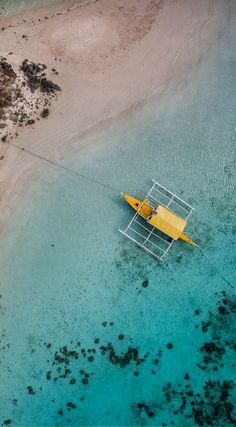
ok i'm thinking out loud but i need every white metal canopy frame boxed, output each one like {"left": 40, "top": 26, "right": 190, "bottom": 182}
{"left": 119, "top": 179, "right": 195, "bottom": 261}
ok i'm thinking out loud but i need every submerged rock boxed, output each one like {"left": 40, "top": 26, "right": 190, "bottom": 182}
{"left": 135, "top": 402, "right": 156, "bottom": 419}
{"left": 118, "top": 334, "right": 124, "bottom": 340}
{"left": 3, "top": 420, "right": 11, "bottom": 426}
{"left": 66, "top": 402, "right": 77, "bottom": 409}
{"left": 108, "top": 346, "right": 141, "bottom": 367}
{"left": 166, "top": 342, "right": 173, "bottom": 349}
{"left": 27, "top": 385, "right": 36, "bottom": 395}
{"left": 142, "top": 279, "right": 149, "bottom": 288}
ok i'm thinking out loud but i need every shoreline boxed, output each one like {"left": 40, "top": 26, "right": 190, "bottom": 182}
{"left": 0, "top": 0, "right": 229, "bottom": 234}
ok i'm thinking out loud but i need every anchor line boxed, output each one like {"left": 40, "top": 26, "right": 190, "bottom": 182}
{"left": 9, "top": 142, "right": 121, "bottom": 195}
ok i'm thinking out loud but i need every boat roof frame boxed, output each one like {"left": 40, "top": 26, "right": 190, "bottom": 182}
{"left": 119, "top": 179, "right": 195, "bottom": 261}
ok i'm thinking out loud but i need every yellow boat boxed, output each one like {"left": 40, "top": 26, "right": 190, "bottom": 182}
{"left": 119, "top": 180, "right": 197, "bottom": 261}
{"left": 121, "top": 193, "right": 196, "bottom": 246}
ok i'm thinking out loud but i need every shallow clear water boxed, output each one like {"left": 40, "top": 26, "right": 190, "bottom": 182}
{"left": 0, "top": 0, "right": 63, "bottom": 16}
{"left": 0, "top": 1, "right": 236, "bottom": 426}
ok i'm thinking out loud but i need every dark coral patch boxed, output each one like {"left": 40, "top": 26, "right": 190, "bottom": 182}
{"left": 166, "top": 342, "right": 173, "bottom": 349}
{"left": 142, "top": 279, "right": 149, "bottom": 288}
{"left": 66, "top": 402, "right": 77, "bottom": 410}
{"left": 135, "top": 402, "right": 157, "bottom": 419}
{"left": 27, "top": 386, "right": 36, "bottom": 395}
{"left": 108, "top": 346, "right": 142, "bottom": 368}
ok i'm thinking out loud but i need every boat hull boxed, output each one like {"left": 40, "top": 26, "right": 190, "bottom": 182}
{"left": 121, "top": 193, "right": 197, "bottom": 246}
{"left": 121, "top": 193, "right": 153, "bottom": 218}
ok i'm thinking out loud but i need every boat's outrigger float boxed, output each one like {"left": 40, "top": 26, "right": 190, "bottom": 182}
{"left": 119, "top": 179, "right": 197, "bottom": 261}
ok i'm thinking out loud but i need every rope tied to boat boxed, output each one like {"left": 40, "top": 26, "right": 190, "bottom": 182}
{"left": 10, "top": 142, "right": 121, "bottom": 194}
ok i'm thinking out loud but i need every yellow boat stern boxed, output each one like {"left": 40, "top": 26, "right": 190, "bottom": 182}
{"left": 179, "top": 233, "right": 198, "bottom": 247}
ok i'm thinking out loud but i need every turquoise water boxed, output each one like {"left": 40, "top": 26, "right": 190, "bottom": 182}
{"left": 0, "top": 0, "right": 64, "bottom": 16}
{"left": 0, "top": 2, "right": 236, "bottom": 426}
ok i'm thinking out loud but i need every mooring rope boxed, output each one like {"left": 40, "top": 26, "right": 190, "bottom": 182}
{"left": 10, "top": 142, "right": 121, "bottom": 194}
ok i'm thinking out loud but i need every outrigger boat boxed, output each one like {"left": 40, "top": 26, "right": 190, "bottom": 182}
{"left": 119, "top": 179, "right": 197, "bottom": 261}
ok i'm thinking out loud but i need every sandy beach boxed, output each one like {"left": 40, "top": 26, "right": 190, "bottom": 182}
{"left": 0, "top": 0, "right": 228, "bottom": 233}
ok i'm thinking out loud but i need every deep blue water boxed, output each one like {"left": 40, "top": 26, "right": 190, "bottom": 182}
{"left": 0, "top": 1, "right": 236, "bottom": 426}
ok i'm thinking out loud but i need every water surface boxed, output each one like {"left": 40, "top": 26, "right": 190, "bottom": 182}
{"left": 0, "top": 1, "right": 235, "bottom": 426}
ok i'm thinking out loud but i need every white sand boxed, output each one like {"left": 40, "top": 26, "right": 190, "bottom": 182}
{"left": 0, "top": 0, "right": 229, "bottom": 233}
